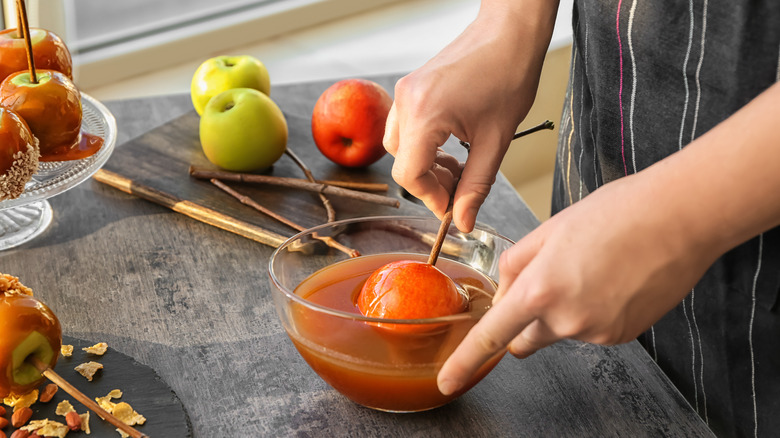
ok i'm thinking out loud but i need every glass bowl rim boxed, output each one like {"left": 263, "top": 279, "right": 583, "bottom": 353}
{"left": 268, "top": 214, "right": 514, "bottom": 326}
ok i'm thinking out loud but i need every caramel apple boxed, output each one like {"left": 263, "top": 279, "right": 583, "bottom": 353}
{"left": 0, "top": 273, "right": 61, "bottom": 399}
{"left": 0, "top": 69, "right": 83, "bottom": 161}
{"left": 357, "top": 260, "right": 468, "bottom": 332}
{"left": 0, "top": 107, "right": 38, "bottom": 200}
{"left": 0, "top": 27, "right": 72, "bottom": 84}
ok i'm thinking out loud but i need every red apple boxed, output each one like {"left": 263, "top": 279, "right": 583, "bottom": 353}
{"left": 0, "top": 27, "right": 72, "bottom": 84}
{"left": 0, "top": 69, "right": 82, "bottom": 162}
{"left": 357, "top": 260, "right": 467, "bottom": 333}
{"left": 311, "top": 78, "right": 392, "bottom": 168}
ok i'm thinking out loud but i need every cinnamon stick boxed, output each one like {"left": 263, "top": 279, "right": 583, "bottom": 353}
{"left": 210, "top": 179, "right": 359, "bottom": 257}
{"left": 189, "top": 166, "right": 399, "bottom": 208}
{"left": 94, "top": 169, "right": 288, "bottom": 248}
{"left": 30, "top": 358, "right": 148, "bottom": 438}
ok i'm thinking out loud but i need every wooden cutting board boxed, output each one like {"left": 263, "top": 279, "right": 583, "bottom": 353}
{"left": 94, "top": 109, "right": 428, "bottom": 247}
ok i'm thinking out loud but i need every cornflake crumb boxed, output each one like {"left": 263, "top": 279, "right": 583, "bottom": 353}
{"left": 61, "top": 345, "right": 74, "bottom": 357}
{"left": 4, "top": 389, "right": 38, "bottom": 411}
{"left": 113, "top": 402, "right": 146, "bottom": 426}
{"left": 55, "top": 400, "right": 75, "bottom": 416}
{"left": 74, "top": 361, "right": 103, "bottom": 381}
{"left": 95, "top": 389, "right": 145, "bottom": 436}
{"left": 0, "top": 273, "right": 33, "bottom": 296}
{"left": 80, "top": 411, "right": 91, "bottom": 434}
{"left": 82, "top": 342, "right": 108, "bottom": 356}
{"left": 96, "top": 389, "right": 122, "bottom": 412}
{"left": 21, "top": 419, "right": 69, "bottom": 438}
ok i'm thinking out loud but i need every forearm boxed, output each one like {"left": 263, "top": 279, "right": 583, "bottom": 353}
{"left": 470, "top": 0, "right": 561, "bottom": 89}
{"left": 385, "top": 0, "right": 561, "bottom": 229}
{"left": 636, "top": 82, "right": 780, "bottom": 256}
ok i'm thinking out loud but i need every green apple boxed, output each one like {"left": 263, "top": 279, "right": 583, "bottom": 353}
{"left": 12, "top": 331, "right": 55, "bottom": 386}
{"left": 191, "top": 55, "right": 271, "bottom": 116}
{"left": 200, "top": 88, "right": 288, "bottom": 172}
{"left": 0, "top": 290, "right": 61, "bottom": 398}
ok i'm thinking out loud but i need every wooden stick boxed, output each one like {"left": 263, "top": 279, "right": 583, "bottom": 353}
{"left": 189, "top": 167, "right": 399, "bottom": 208}
{"left": 210, "top": 179, "right": 359, "bottom": 257}
{"left": 427, "top": 209, "right": 452, "bottom": 266}
{"left": 93, "top": 169, "right": 288, "bottom": 248}
{"left": 30, "top": 358, "right": 148, "bottom": 438}
{"left": 16, "top": 0, "right": 37, "bottom": 84}
{"left": 316, "top": 180, "right": 388, "bottom": 192}
{"left": 284, "top": 148, "right": 336, "bottom": 222}
{"left": 459, "top": 119, "right": 554, "bottom": 151}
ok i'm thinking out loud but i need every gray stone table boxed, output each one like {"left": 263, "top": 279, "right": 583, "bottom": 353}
{"left": 0, "top": 75, "right": 713, "bottom": 437}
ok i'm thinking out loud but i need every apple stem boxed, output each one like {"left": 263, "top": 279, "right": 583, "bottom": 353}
{"left": 16, "top": 0, "right": 37, "bottom": 84}
{"left": 29, "top": 357, "right": 149, "bottom": 438}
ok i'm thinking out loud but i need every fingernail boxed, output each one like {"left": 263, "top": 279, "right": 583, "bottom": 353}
{"left": 438, "top": 379, "right": 462, "bottom": 396}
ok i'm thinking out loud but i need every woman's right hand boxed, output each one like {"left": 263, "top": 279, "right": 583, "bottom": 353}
{"left": 383, "top": 0, "right": 560, "bottom": 232}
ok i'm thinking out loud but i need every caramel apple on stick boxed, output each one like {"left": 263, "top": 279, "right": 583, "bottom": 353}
{"left": 0, "top": 26, "right": 72, "bottom": 84}
{"left": 0, "top": 273, "right": 149, "bottom": 438}
{"left": 357, "top": 210, "right": 467, "bottom": 333}
{"left": 0, "top": 274, "right": 61, "bottom": 399}
{"left": 0, "top": 0, "right": 100, "bottom": 163}
{"left": 0, "top": 69, "right": 83, "bottom": 161}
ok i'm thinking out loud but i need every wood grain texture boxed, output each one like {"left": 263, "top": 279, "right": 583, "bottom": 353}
{"left": 0, "top": 76, "right": 714, "bottom": 437}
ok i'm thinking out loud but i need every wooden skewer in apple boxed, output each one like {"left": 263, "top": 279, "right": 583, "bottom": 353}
{"left": 356, "top": 121, "right": 555, "bottom": 328}
{"left": 356, "top": 200, "right": 467, "bottom": 332}
{"left": 0, "top": 0, "right": 71, "bottom": 84}
{"left": 0, "top": 0, "right": 90, "bottom": 162}
{"left": 0, "top": 273, "right": 149, "bottom": 438}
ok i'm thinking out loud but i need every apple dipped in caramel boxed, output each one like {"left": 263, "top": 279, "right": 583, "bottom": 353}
{"left": 0, "top": 273, "right": 61, "bottom": 399}
{"left": 0, "top": 107, "right": 38, "bottom": 200}
{"left": 0, "top": 69, "right": 88, "bottom": 162}
{"left": 0, "top": 27, "right": 72, "bottom": 84}
{"left": 357, "top": 260, "right": 468, "bottom": 332}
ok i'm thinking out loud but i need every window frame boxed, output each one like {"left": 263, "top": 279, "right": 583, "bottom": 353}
{"left": 3, "top": 0, "right": 404, "bottom": 90}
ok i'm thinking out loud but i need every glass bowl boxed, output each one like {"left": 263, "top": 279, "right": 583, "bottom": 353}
{"left": 268, "top": 215, "right": 514, "bottom": 412}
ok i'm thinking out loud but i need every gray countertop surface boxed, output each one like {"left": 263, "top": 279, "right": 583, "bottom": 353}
{"left": 0, "top": 75, "right": 713, "bottom": 437}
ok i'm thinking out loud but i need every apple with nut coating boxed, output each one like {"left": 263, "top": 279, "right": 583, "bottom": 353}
{"left": 0, "top": 273, "right": 61, "bottom": 399}
{"left": 191, "top": 55, "right": 271, "bottom": 116}
{"left": 0, "top": 27, "right": 72, "bottom": 84}
{"left": 200, "top": 87, "right": 288, "bottom": 172}
{"left": 311, "top": 78, "right": 392, "bottom": 168}
{"left": 0, "top": 107, "right": 39, "bottom": 200}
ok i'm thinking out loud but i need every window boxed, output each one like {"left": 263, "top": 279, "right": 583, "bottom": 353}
{"left": 3, "top": 0, "right": 402, "bottom": 89}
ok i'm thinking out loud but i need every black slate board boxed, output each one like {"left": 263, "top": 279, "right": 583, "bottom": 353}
{"left": 0, "top": 336, "right": 191, "bottom": 437}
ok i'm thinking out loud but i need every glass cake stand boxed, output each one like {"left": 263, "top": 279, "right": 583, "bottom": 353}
{"left": 0, "top": 93, "right": 117, "bottom": 250}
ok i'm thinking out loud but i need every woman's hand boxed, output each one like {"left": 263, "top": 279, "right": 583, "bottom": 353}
{"left": 384, "top": 0, "right": 559, "bottom": 232}
{"left": 436, "top": 81, "right": 780, "bottom": 395}
{"left": 437, "top": 173, "right": 721, "bottom": 395}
